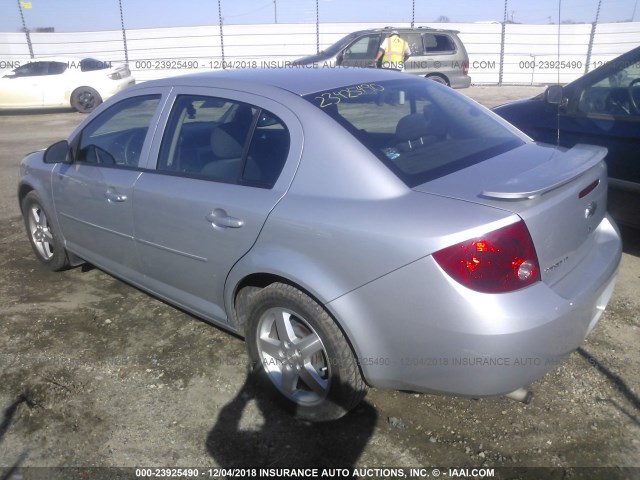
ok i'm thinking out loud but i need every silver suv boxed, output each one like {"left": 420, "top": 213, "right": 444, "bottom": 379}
{"left": 294, "top": 26, "right": 471, "bottom": 88}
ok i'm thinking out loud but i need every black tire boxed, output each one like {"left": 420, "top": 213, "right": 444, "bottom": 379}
{"left": 70, "top": 86, "right": 102, "bottom": 113}
{"left": 426, "top": 74, "right": 450, "bottom": 86}
{"left": 21, "top": 191, "right": 70, "bottom": 271}
{"left": 245, "top": 283, "right": 367, "bottom": 422}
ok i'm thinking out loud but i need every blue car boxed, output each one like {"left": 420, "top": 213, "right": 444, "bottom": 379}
{"left": 493, "top": 47, "right": 640, "bottom": 228}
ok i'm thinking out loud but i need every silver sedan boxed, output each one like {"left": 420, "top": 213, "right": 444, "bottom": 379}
{"left": 18, "top": 68, "right": 622, "bottom": 421}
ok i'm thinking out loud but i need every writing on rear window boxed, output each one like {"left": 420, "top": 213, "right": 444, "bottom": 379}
{"left": 313, "top": 83, "right": 385, "bottom": 108}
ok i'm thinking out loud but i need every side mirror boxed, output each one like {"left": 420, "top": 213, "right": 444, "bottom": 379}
{"left": 545, "top": 85, "right": 563, "bottom": 105}
{"left": 43, "top": 140, "right": 72, "bottom": 164}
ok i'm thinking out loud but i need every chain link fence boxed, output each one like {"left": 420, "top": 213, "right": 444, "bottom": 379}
{"left": 1, "top": 0, "right": 639, "bottom": 85}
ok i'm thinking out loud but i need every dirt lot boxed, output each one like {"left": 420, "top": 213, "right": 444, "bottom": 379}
{"left": 0, "top": 86, "right": 638, "bottom": 479}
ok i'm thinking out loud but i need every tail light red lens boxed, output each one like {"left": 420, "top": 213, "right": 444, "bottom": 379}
{"left": 108, "top": 66, "right": 131, "bottom": 80}
{"left": 433, "top": 220, "right": 540, "bottom": 293}
{"left": 463, "top": 61, "right": 469, "bottom": 76}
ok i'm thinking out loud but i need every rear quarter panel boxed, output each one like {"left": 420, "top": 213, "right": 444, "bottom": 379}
{"left": 226, "top": 97, "right": 513, "bottom": 325}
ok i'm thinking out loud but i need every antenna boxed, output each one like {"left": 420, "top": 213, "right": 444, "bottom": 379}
{"left": 556, "top": 0, "right": 562, "bottom": 146}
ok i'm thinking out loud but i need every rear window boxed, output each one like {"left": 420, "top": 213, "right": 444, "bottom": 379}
{"left": 303, "top": 79, "right": 523, "bottom": 187}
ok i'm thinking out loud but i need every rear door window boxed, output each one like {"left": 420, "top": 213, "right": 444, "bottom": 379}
{"left": 47, "top": 62, "right": 68, "bottom": 75}
{"left": 405, "top": 33, "right": 425, "bottom": 55}
{"left": 158, "top": 94, "right": 290, "bottom": 188}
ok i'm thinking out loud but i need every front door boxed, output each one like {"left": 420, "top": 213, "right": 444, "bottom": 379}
{"left": 341, "top": 34, "right": 382, "bottom": 68}
{"left": 52, "top": 93, "right": 163, "bottom": 275}
{"left": 0, "top": 61, "right": 48, "bottom": 107}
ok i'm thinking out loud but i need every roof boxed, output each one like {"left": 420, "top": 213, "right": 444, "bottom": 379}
{"left": 135, "top": 67, "right": 412, "bottom": 97}
{"left": 352, "top": 26, "right": 461, "bottom": 35}
{"left": 26, "top": 56, "right": 113, "bottom": 63}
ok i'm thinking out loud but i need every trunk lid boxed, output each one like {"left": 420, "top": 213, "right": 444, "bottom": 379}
{"left": 413, "top": 142, "right": 609, "bottom": 286}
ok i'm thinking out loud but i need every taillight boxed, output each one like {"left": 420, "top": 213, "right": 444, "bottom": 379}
{"left": 433, "top": 220, "right": 540, "bottom": 293}
{"left": 579, "top": 178, "right": 599, "bottom": 198}
{"left": 108, "top": 66, "right": 130, "bottom": 80}
{"left": 463, "top": 61, "right": 469, "bottom": 76}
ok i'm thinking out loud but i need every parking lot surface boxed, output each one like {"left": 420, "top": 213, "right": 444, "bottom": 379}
{"left": 0, "top": 85, "right": 638, "bottom": 476}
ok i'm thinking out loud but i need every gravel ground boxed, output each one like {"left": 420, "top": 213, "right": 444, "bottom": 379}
{"left": 0, "top": 85, "right": 638, "bottom": 479}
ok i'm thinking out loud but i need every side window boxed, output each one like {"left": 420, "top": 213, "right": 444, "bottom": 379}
{"left": 47, "top": 61, "right": 68, "bottom": 75}
{"left": 158, "top": 95, "right": 255, "bottom": 182}
{"left": 244, "top": 111, "right": 290, "bottom": 187}
{"left": 158, "top": 94, "right": 289, "bottom": 188}
{"left": 577, "top": 61, "right": 640, "bottom": 117}
{"left": 423, "top": 34, "right": 456, "bottom": 53}
{"left": 405, "top": 33, "right": 424, "bottom": 55}
{"left": 345, "top": 34, "right": 381, "bottom": 60}
{"left": 80, "top": 58, "right": 110, "bottom": 72}
{"left": 12, "top": 61, "right": 49, "bottom": 77}
{"left": 75, "top": 94, "right": 161, "bottom": 167}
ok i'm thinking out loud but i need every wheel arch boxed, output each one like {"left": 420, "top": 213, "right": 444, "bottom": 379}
{"left": 17, "top": 182, "right": 35, "bottom": 212}
{"left": 230, "top": 271, "right": 372, "bottom": 390}
{"left": 425, "top": 72, "right": 451, "bottom": 86}
{"left": 18, "top": 179, "right": 84, "bottom": 267}
{"left": 231, "top": 272, "right": 328, "bottom": 337}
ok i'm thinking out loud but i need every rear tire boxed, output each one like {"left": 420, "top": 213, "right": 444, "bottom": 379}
{"left": 245, "top": 283, "right": 367, "bottom": 422}
{"left": 21, "top": 191, "right": 69, "bottom": 271}
{"left": 70, "top": 86, "right": 102, "bottom": 113}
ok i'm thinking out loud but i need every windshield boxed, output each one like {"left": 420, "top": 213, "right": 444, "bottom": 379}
{"left": 303, "top": 79, "right": 523, "bottom": 187}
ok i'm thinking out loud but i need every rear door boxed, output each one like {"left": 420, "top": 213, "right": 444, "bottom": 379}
{"left": 132, "top": 88, "right": 302, "bottom": 323}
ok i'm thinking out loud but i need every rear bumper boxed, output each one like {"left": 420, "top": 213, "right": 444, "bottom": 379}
{"left": 98, "top": 77, "right": 136, "bottom": 101}
{"left": 327, "top": 215, "right": 621, "bottom": 396}
{"left": 449, "top": 73, "right": 472, "bottom": 89}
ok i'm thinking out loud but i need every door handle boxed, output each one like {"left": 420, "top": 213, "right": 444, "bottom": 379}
{"left": 206, "top": 208, "right": 244, "bottom": 229}
{"left": 104, "top": 189, "right": 127, "bottom": 202}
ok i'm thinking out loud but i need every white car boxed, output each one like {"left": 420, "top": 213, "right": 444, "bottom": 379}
{"left": 0, "top": 57, "right": 135, "bottom": 113}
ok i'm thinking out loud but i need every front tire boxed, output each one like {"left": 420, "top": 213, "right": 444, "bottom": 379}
{"left": 245, "top": 283, "right": 367, "bottom": 422}
{"left": 70, "top": 86, "right": 102, "bottom": 113}
{"left": 21, "top": 191, "right": 69, "bottom": 271}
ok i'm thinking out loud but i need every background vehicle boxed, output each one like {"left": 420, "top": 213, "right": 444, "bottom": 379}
{"left": 0, "top": 56, "right": 135, "bottom": 113}
{"left": 18, "top": 69, "right": 620, "bottom": 421}
{"left": 294, "top": 26, "right": 471, "bottom": 88}
{"left": 493, "top": 46, "right": 640, "bottom": 228}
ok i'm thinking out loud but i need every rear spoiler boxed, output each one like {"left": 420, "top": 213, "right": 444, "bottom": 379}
{"left": 481, "top": 144, "right": 607, "bottom": 200}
